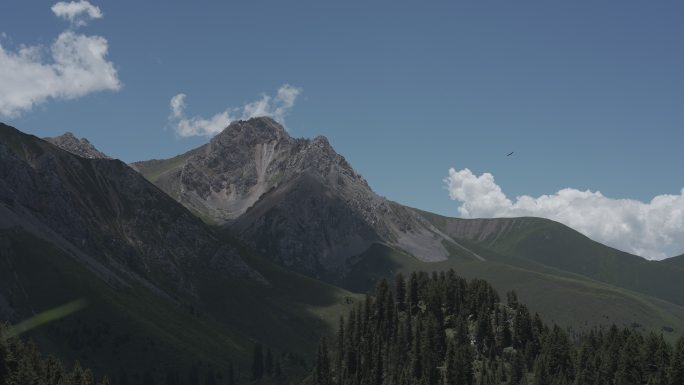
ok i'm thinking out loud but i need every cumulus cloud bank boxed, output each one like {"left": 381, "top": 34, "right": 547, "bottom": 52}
{"left": 169, "top": 84, "right": 302, "bottom": 137}
{"left": 0, "top": 1, "right": 120, "bottom": 117}
{"left": 444, "top": 168, "right": 684, "bottom": 260}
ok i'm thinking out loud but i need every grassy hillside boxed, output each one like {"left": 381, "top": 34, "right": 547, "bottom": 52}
{"left": 0, "top": 227, "right": 360, "bottom": 384}
{"left": 130, "top": 148, "right": 200, "bottom": 184}
{"left": 416, "top": 211, "right": 684, "bottom": 308}
{"left": 338, "top": 242, "right": 684, "bottom": 341}
{"left": 662, "top": 254, "right": 684, "bottom": 269}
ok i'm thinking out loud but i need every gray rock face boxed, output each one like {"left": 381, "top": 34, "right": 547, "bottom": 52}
{"left": 0, "top": 124, "right": 264, "bottom": 296}
{"left": 45, "top": 132, "right": 111, "bottom": 159}
{"left": 134, "top": 117, "right": 462, "bottom": 277}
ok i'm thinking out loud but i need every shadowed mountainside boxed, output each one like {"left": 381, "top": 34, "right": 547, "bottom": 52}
{"left": 0, "top": 122, "right": 360, "bottom": 383}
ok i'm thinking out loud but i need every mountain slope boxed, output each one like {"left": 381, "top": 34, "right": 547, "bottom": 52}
{"left": 418, "top": 212, "right": 684, "bottom": 308}
{"left": 1, "top": 225, "right": 359, "bottom": 383}
{"left": 662, "top": 253, "right": 684, "bottom": 269}
{"left": 0, "top": 122, "right": 360, "bottom": 382}
{"left": 0, "top": 122, "right": 261, "bottom": 295}
{"left": 340, "top": 241, "right": 684, "bottom": 341}
{"left": 133, "top": 117, "right": 470, "bottom": 277}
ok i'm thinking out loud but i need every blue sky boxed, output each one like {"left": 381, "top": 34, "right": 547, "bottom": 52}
{"left": 1, "top": 1, "right": 683, "bottom": 258}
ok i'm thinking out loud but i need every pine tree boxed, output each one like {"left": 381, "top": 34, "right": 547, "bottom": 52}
{"left": 188, "top": 364, "right": 199, "bottom": 385}
{"left": 671, "top": 336, "right": 684, "bottom": 385}
{"left": 204, "top": 369, "right": 217, "bottom": 385}
{"left": 615, "top": 334, "right": 643, "bottom": 385}
{"left": 71, "top": 361, "right": 86, "bottom": 385}
{"left": 336, "top": 315, "right": 345, "bottom": 380}
{"left": 165, "top": 371, "right": 181, "bottom": 385}
{"left": 143, "top": 371, "right": 155, "bottom": 385}
{"left": 643, "top": 333, "right": 671, "bottom": 384}
{"left": 83, "top": 368, "right": 96, "bottom": 385}
{"left": 265, "top": 348, "right": 274, "bottom": 377}
{"left": 227, "top": 361, "right": 235, "bottom": 385}
{"left": 412, "top": 316, "right": 423, "bottom": 380}
{"left": 574, "top": 335, "right": 597, "bottom": 385}
{"left": 408, "top": 272, "right": 419, "bottom": 315}
{"left": 251, "top": 343, "right": 264, "bottom": 381}
{"left": 396, "top": 273, "right": 407, "bottom": 312}
{"left": 507, "top": 291, "right": 519, "bottom": 309}
{"left": 274, "top": 361, "right": 283, "bottom": 383}
{"left": 509, "top": 350, "right": 525, "bottom": 385}
{"left": 532, "top": 356, "right": 550, "bottom": 385}
{"left": 0, "top": 342, "right": 7, "bottom": 385}
{"left": 314, "top": 337, "right": 331, "bottom": 385}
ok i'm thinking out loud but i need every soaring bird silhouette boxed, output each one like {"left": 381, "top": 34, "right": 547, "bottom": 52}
{"left": 507, "top": 151, "right": 514, "bottom": 157}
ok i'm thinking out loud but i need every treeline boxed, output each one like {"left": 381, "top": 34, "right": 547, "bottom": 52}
{"left": 0, "top": 323, "right": 110, "bottom": 385}
{"left": 312, "top": 270, "right": 684, "bottom": 385}
{"left": 249, "top": 343, "right": 287, "bottom": 383}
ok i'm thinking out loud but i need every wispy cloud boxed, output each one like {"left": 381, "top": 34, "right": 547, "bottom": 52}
{"left": 444, "top": 167, "right": 684, "bottom": 260}
{"left": 51, "top": 1, "right": 103, "bottom": 28}
{"left": 169, "top": 93, "right": 186, "bottom": 119}
{"left": 169, "top": 84, "right": 302, "bottom": 137}
{"left": 0, "top": 1, "right": 120, "bottom": 117}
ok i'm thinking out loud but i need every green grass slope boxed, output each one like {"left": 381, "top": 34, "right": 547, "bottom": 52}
{"left": 130, "top": 148, "right": 200, "bottom": 184}
{"left": 416, "top": 211, "right": 684, "bottom": 308}
{"left": 0, "top": 227, "right": 360, "bottom": 384}
{"left": 662, "top": 253, "right": 684, "bottom": 269}
{"left": 338, "top": 242, "right": 684, "bottom": 341}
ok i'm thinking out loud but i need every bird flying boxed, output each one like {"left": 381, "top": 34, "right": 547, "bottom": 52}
{"left": 507, "top": 151, "right": 514, "bottom": 157}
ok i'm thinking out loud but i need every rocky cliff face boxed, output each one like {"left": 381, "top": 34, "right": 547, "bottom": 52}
{"left": 134, "top": 117, "right": 468, "bottom": 277}
{"left": 45, "top": 132, "right": 111, "bottom": 159}
{"left": 0, "top": 123, "right": 263, "bottom": 296}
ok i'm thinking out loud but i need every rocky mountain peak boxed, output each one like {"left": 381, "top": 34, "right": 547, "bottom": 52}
{"left": 211, "top": 117, "right": 290, "bottom": 149}
{"left": 132, "top": 117, "right": 457, "bottom": 274}
{"left": 305, "top": 135, "right": 338, "bottom": 159}
{"left": 45, "top": 132, "right": 111, "bottom": 159}
{"left": 311, "top": 135, "right": 331, "bottom": 147}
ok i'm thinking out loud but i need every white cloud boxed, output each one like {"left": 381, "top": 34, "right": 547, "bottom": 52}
{"left": 444, "top": 167, "right": 684, "bottom": 260}
{"left": 51, "top": 1, "right": 102, "bottom": 27}
{"left": 169, "top": 93, "right": 186, "bottom": 119}
{"left": 176, "top": 110, "right": 233, "bottom": 138}
{"left": 169, "top": 84, "right": 302, "bottom": 137}
{"left": 0, "top": 3, "right": 119, "bottom": 117}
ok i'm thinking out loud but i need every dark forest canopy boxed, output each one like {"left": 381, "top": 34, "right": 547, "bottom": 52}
{"left": 3, "top": 270, "right": 684, "bottom": 385}
{"left": 0, "top": 323, "right": 110, "bottom": 385}
{"left": 310, "top": 270, "right": 684, "bottom": 385}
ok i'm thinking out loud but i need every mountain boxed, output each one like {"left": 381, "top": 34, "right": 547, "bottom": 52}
{"left": 132, "top": 117, "right": 477, "bottom": 277}
{"left": 0, "top": 122, "right": 359, "bottom": 383}
{"left": 1, "top": 123, "right": 261, "bottom": 295}
{"left": 2, "top": 117, "right": 683, "bottom": 384}
{"left": 417, "top": 213, "right": 684, "bottom": 308}
{"left": 133, "top": 118, "right": 684, "bottom": 339}
{"left": 662, "top": 253, "right": 684, "bottom": 269}
{"left": 45, "top": 132, "right": 111, "bottom": 159}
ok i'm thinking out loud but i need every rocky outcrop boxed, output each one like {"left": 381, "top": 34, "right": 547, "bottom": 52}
{"left": 45, "top": 132, "right": 111, "bottom": 159}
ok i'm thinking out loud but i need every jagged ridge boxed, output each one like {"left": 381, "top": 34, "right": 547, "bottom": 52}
{"left": 45, "top": 132, "right": 111, "bottom": 159}
{"left": 133, "top": 117, "right": 479, "bottom": 277}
